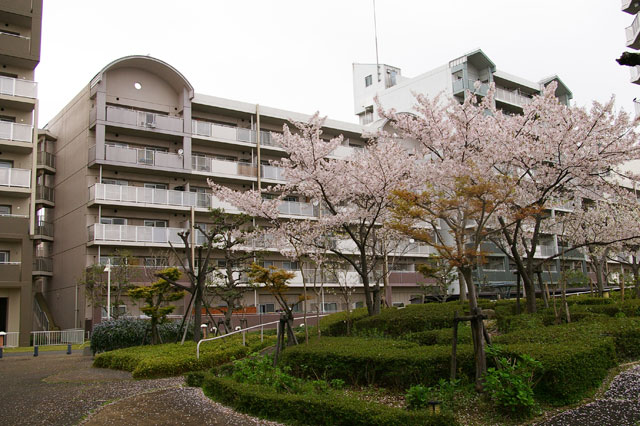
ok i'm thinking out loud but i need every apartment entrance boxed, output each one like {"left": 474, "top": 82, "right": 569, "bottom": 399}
{"left": 0, "top": 297, "right": 7, "bottom": 331}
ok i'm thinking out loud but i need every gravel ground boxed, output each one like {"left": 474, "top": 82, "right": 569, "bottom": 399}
{"left": 0, "top": 352, "right": 281, "bottom": 426}
{"left": 536, "top": 365, "right": 640, "bottom": 426}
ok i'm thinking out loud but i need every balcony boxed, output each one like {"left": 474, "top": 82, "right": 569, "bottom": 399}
{"left": 495, "top": 87, "right": 533, "bottom": 108}
{"left": 32, "top": 257, "right": 53, "bottom": 276}
{"left": 0, "top": 31, "right": 30, "bottom": 57}
{"left": 0, "top": 167, "right": 30, "bottom": 191}
{"left": 0, "top": 121, "right": 33, "bottom": 144}
{"left": 90, "top": 145, "right": 184, "bottom": 171}
{"left": 36, "top": 185, "right": 54, "bottom": 206}
{"left": 388, "top": 271, "right": 432, "bottom": 286}
{"left": 534, "top": 244, "right": 557, "bottom": 258}
{"left": 104, "top": 106, "right": 184, "bottom": 134}
{"left": 452, "top": 78, "right": 489, "bottom": 96}
{"left": 0, "top": 214, "right": 28, "bottom": 237}
{"left": 0, "top": 76, "right": 37, "bottom": 100}
{"left": 36, "top": 151, "right": 56, "bottom": 173}
{"left": 626, "top": 13, "right": 640, "bottom": 49}
{"left": 88, "top": 183, "right": 240, "bottom": 213}
{"left": 88, "top": 224, "right": 186, "bottom": 246}
{"left": 631, "top": 66, "right": 640, "bottom": 85}
{"left": 192, "top": 156, "right": 257, "bottom": 179}
{"left": 0, "top": 262, "right": 21, "bottom": 282}
{"left": 277, "top": 200, "right": 318, "bottom": 217}
{"left": 34, "top": 221, "right": 53, "bottom": 239}
{"left": 623, "top": 0, "right": 640, "bottom": 15}
{"left": 192, "top": 120, "right": 280, "bottom": 148}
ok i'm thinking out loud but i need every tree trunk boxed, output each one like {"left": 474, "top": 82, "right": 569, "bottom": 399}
{"left": 224, "top": 305, "right": 233, "bottom": 333}
{"left": 193, "top": 286, "right": 203, "bottom": 341}
{"left": 521, "top": 268, "right": 538, "bottom": 314}
{"left": 594, "top": 258, "right": 605, "bottom": 297}
{"left": 151, "top": 317, "right": 159, "bottom": 345}
{"left": 372, "top": 283, "right": 381, "bottom": 315}
{"left": 458, "top": 273, "right": 467, "bottom": 302}
{"left": 536, "top": 270, "right": 549, "bottom": 309}
{"left": 460, "top": 267, "right": 486, "bottom": 391}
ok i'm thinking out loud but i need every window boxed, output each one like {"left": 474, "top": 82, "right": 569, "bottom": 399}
{"left": 0, "top": 160, "right": 13, "bottom": 168}
{"left": 144, "top": 219, "right": 167, "bottom": 227}
{"left": 101, "top": 305, "right": 127, "bottom": 319}
{"left": 484, "top": 257, "right": 505, "bottom": 271}
{"left": 364, "top": 74, "right": 373, "bottom": 87}
{"left": 283, "top": 196, "right": 298, "bottom": 202}
{"left": 260, "top": 303, "right": 275, "bottom": 313}
{"left": 144, "top": 257, "right": 168, "bottom": 267}
{"left": 0, "top": 205, "right": 10, "bottom": 216}
{"left": 323, "top": 302, "right": 338, "bottom": 312}
{"left": 282, "top": 261, "right": 299, "bottom": 271}
{"left": 100, "top": 217, "right": 127, "bottom": 225}
{"left": 144, "top": 183, "right": 167, "bottom": 190}
{"left": 387, "top": 69, "right": 397, "bottom": 87}
{"left": 0, "top": 251, "right": 9, "bottom": 263}
{"left": 105, "top": 141, "right": 129, "bottom": 149}
{"left": 102, "top": 178, "right": 128, "bottom": 186}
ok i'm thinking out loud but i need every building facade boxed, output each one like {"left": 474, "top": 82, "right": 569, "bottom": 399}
{"left": 0, "top": 0, "right": 43, "bottom": 346}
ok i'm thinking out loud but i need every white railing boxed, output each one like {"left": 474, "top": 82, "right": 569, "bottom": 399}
{"left": 0, "top": 76, "right": 37, "bottom": 98}
{"left": 277, "top": 200, "right": 317, "bottom": 217}
{"left": 1, "top": 332, "right": 19, "bottom": 347}
{"left": 33, "top": 299, "right": 50, "bottom": 331}
{"left": 495, "top": 87, "right": 533, "bottom": 107}
{"left": 90, "top": 183, "right": 240, "bottom": 212}
{"left": 627, "top": 13, "right": 640, "bottom": 45}
{"left": 261, "top": 164, "right": 286, "bottom": 181}
{"left": 631, "top": 66, "right": 640, "bottom": 83}
{"left": 0, "top": 121, "right": 33, "bottom": 143}
{"left": 31, "top": 329, "right": 84, "bottom": 346}
{"left": 192, "top": 156, "right": 257, "bottom": 178}
{"left": 192, "top": 120, "right": 280, "bottom": 147}
{"left": 0, "top": 168, "right": 30, "bottom": 187}
{"left": 102, "top": 144, "right": 184, "bottom": 169}
{"left": 89, "top": 224, "right": 186, "bottom": 245}
{"left": 106, "top": 106, "right": 184, "bottom": 133}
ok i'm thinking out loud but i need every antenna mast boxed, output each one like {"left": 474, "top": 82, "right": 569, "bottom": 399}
{"left": 373, "top": 0, "right": 380, "bottom": 82}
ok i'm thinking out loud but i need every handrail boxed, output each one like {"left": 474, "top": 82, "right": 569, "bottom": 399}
{"left": 196, "top": 314, "right": 328, "bottom": 359}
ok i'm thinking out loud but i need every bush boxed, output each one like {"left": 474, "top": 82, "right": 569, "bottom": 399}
{"left": 319, "top": 308, "right": 369, "bottom": 336}
{"left": 496, "top": 313, "right": 545, "bottom": 334}
{"left": 93, "top": 334, "right": 275, "bottom": 378}
{"left": 405, "top": 385, "right": 430, "bottom": 410}
{"left": 353, "top": 303, "right": 466, "bottom": 336}
{"left": 185, "top": 371, "right": 205, "bottom": 387}
{"left": 90, "top": 317, "right": 193, "bottom": 354}
{"left": 279, "top": 337, "right": 475, "bottom": 389}
{"left": 202, "top": 374, "right": 457, "bottom": 426}
{"left": 401, "top": 325, "right": 471, "bottom": 346}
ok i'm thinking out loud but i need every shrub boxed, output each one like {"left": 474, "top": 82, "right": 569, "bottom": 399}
{"left": 93, "top": 334, "right": 275, "bottom": 378}
{"left": 319, "top": 308, "right": 369, "bottom": 336}
{"left": 279, "top": 337, "right": 475, "bottom": 389}
{"left": 90, "top": 317, "right": 193, "bottom": 354}
{"left": 405, "top": 385, "right": 430, "bottom": 410}
{"left": 496, "top": 313, "right": 545, "bottom": 334}
{"left": 202, "top": 374, "right": 457, "bottom": 426}
{"left": 483, "top": 346, "right": 541, "bottom": 417}
{"left": 401, "top": 325, "right": 471, "bottom": 346}
{"left": 185, "top": 371, "right": 205, "bottom": 387}
{"left": 353, "top": 303, "right": 466, "bottom": 336}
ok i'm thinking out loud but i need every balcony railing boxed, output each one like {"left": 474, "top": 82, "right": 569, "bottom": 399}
{"left": 452, "top": 78, "right": 489, "bottom": 96}
{"left": 89, "top": 183, "right": 239, "bottom": 212}
{"left": 36, "top": 185, "right": 54, "bottom": 202}
{"left": 88, "top": 224, "right": 186, "bottom": 245}
{"left": 34, "top": 221, "right": 53, "bottom": 237}
{"left": 277, "top": 200, "right": 317, "bottom": 217}
{"left": 0, "top": 121, "right": 32, "bottom": 143}
{"left": 37, "top": 151, "right": 55, "bottom": 169}
{"left": 92, "top": 144, "right": 184, "bottom": 169}
{"left": 0, "top": 31, "right": 30, "bottom": 55}
{"left": 33, "top": 257, "right": 53, "bottom": 272}
{"left": 627, "top": 13, "right": 640, "bottom": 47}
{"left": 0, "top": 76, "right": 37, "bottom": 98}
{"left": 0, "top": 168, "right": 30, "bottom": 188}
{"left": 495, "top": 87, "right": 533, "bottom": 107}
{"left": 105, "top": 106, "right": 184, "bottom": 133}
{"left": 192, "top": 156, "right": 258, "bottom": 178}
{"left": 192, "top": 120, "right": 280, "bottom": 147}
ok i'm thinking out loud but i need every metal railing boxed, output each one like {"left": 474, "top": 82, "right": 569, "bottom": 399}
{"left": 627, "top": 13, "right": 640, "bottom": 45}
{"left": 495, "top": 87, "right": 533, "bottom": 107}
{"left": 33, "top": 257, "right": 53, "bottom": 272}
{"left": 35, "top": 221, "right": 53, "bottom": 237}
{"left": 101, "top": 144, "right": 184, "bottom": 169}
{"left": 37, "top": 151, "right": 55, "bottom": 169}
{"left": 105, "top": 106, "right": 184, "bottom": 133}
{"left": 33, "top": 298, "right": 50, "bottom": 331}
{"left": 0, "top": 121, "right": 32, "bottom": 143}
{"left": 0, "top": 332, "right": 19, "bottom": 347}
{"left": 31, "top": 329, "right": 84, "bottom": 346}
{"left": 277, "top": 200, "right": 317, "bottom": 217}
{"left": 0, "top": 168, "right": 30, "bottom": 187}
{"left": 192, "top": 120, "right": 281, "bottom": 147}
{"left": 88, "top": 223, "right": 186, "bottom": 245}
{"left": 36, "top": 185, "right": 54, "bottom": 202}
{"left": 0, "top": 76, "right": 37, "bottom": 98}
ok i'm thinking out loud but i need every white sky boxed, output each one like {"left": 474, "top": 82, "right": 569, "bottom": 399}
{"left": 37, "top": 0, "right": 636, "bottom": 127}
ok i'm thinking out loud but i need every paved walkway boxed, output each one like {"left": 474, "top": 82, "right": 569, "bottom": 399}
{"left": 536, "top": 365, "right": 640, "bottom": 426}
{"left": 0, "top": 352, "right": 281, "bottom": 426}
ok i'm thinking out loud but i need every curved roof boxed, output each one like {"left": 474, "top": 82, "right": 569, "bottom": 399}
{"left": 90, "top": 55, "right": 194, "bottom": 98}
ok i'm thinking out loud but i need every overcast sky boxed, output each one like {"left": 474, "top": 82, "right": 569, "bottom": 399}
{"left": 37, "top": 0, "right": 635, "bottom": 127}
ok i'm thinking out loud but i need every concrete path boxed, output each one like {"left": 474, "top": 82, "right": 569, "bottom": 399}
{"left": 0, "top": 352, "right": 280, "bottom": 426}
{"left": 536, "top": 365, "right": 640, "bottom": 426}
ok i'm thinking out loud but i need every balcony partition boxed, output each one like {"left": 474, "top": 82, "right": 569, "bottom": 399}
{"left": 0, "top": 121, "right": 33, "bottom": 143}
{"left": 89, "top": 223, "right": 186, "bottom": 245}
{"left": 0, "top": 76, "right": 37, "bottom": 98}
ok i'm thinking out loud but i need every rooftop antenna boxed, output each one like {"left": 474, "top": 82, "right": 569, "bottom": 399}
{"left": 373, "top": 0, "right": 381, "bottom": 82}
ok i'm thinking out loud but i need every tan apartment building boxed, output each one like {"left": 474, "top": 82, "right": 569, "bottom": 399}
{"left": 42, "top": 55, "right": 437, "bottom": 332}
{"left": 0, "top": 0, "right": 43, "bottom": 346}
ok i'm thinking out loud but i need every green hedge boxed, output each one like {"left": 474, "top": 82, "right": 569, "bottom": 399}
{"left": 279, "top": 337, "right": 474, "bottom": 388}
{"left": 319, "top": 308, "right": 370, "bottom": 336}
{"left": 202, "top": 375, "right": 457, "bottom": 426}
{"left": 401, "top": 325, "right": 471, "bottom": 346}
{"left": 93, "top": 335, "right": 275, "bottom": 378}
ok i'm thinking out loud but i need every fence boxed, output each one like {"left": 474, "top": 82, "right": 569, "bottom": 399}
{"left": 31, "top": 329, "right": 84, "bottom": 346}
{"left": 0, "top": 332, "right": 19, "bottom": 347}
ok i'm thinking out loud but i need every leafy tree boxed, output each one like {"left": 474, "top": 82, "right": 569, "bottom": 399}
{"left": 128, "top": 267, "right": 185, "bottom": 345}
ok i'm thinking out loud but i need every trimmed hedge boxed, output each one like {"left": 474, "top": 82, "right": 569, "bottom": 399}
{"left": 202, "top": 375, "right": 457, "bottom": 426}
{"left": 401, "top": 325, "right": 471, "bottom": 346}
{"left": 279, "top": 337, "right": 474, "bottom": 388}
{"left": 90, "top": 317, "right": 193, "bottom": 354}
{"left": 319, "top": 308, "right": 369, "bottom": 336}
{"left": 93, "top": 335, "right": 275, "bottom": 378}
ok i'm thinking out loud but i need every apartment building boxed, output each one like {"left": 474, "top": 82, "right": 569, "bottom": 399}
{"left": 42, "top": 55, "right": 440, "bottom": 332}
{"left": 353, "top": 50, "right": 583, "bottom": 298}
{"left": 0, "top": 0, "right": 42, "bottom": 347}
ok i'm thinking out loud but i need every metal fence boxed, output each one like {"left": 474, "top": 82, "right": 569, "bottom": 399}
{"left": 31, "top": 329, "right": 84, "bottom": 346}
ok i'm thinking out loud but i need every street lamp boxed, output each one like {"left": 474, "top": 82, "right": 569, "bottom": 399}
{"left": 104, "top": 259, "right": 112, "bottom": 320}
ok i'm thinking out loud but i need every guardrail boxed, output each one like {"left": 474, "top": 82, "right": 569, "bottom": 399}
{"left": 0, "top": 76, "right": 37, "bottom": 98}
{"left": 0, "top": 122, "right": 32, "bottom": 143}
{"left": 196, "top": 315, "right": 328, "bottom": 359}
{"left": 31, "top": 329, "right": 84, "bottom": 346}
{"left": 0, "top": 168, "right": 30, "bottom": 187}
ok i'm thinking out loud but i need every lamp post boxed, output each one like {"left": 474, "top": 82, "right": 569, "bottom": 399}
{"left": 104, "top": 259, "right": 112, "bottom": 320}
